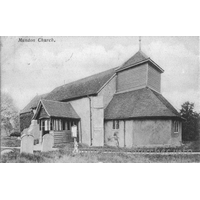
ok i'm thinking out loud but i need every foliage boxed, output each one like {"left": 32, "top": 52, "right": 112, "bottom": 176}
{"left": 20, "top": 112, "right": 34, "bottom": 132}
{"left": 10, "top": 132, "right": 21, "bottom": 137}
{"left": 1, "top": 92, "right": 20, "bottom": 136}
{"left": 180, "top": 101, "right": 200, "bottom": 141}
{"left": 1, "top": 137, "right": 21, "bottom": 147}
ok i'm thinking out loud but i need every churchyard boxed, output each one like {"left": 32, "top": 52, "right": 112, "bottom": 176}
{"left": 1, "top": 136, "right": 200, "bottom": 163}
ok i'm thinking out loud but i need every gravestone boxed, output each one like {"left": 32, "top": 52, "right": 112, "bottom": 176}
{"left": 41, "top": 134, "right": 54, "bottom": 152}
{"left": 22, "top": 128, "right": 28, "bottom": 136}
{"left": 20, "top": 134, "right": 34, "bottom": 154}
{"left": 28, "top": 120, "right": 40, "bottom": 140}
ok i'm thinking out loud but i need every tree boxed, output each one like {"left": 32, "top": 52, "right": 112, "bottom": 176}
{"left": 180, "top": 101, "right": 200, "bottom": 141}
{"left": 1, "top": 92, "right": 19, "bottom": 136}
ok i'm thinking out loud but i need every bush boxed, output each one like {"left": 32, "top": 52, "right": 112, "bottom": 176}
{"left": 180, "top": 102, "right": 200, "bottom": 141}
{"left": 10, "top": 131, "right": 21, "bottom": 137}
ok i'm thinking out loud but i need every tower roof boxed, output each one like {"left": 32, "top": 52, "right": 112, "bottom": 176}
{"left": 116, "top": 50, "right": 164, "bottom": 73}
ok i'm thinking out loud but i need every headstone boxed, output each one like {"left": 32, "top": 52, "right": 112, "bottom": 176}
{"left": 22, "top": 128, "right": 28, "bottom": 136}
{"left": 71, "top": 125, "right": 77, "bottom": 138}
{"left": 41, "top": 134, "right": 54, "bottom": 152}
{"left": 20, "top": 134, "right": 34, "bottom": 154}
{"left": 28, "top": 120, "right": 40, "bottom": 140}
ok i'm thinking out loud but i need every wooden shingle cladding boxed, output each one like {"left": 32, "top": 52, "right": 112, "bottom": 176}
{"left": 147, "top": 64, "right": 161, "bottom": 93}
{"left": 117, "top": 63, "right": 148, "bottom": 92}
{"left": 54, "top": 130, "right": 73, "bottom": 145}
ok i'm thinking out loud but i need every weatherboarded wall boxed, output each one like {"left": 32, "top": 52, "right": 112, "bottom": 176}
{"left": 53, "top": 130, "right": 73, "bottom": 145}
{"left": 117, "top": 63, "right": 148, "bottom": 92}
{"left": 105, "top": 119, "right": 182, "bottom": 148}
{"left": 147, "top": 64, "right": 161, "bottom": 93}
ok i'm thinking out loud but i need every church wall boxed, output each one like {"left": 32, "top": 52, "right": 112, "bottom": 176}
{"left": 98, "top": 76, "right": 116, "bottom": 109}
{"left": 132, "top": 120, "right": 182, "bottom": 147}
{"left": 105, "top": 119, "right": 182, "bottom": 148}
{"left": 133, "top": 120, "right": 171, "bottom": 147}
{"left": 70, "top": 98, "right": 91, "bottom": 146}
{"left": 104, "top": 120, "right": 124, "bottom": 147}
{"left": 125, "top": 120, "right": 133, "bottom": 148}
{"left": 91, "top": 96, "right": 104, "bottom": 146}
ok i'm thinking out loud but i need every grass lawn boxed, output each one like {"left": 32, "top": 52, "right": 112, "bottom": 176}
{"left": 1, "top": 146, "right": 200, "bottom": 163}
{"left": 1, "top": 137, "right": 199, "bottom": 163}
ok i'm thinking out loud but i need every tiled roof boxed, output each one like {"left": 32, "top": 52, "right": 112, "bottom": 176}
{"left": 37, "top": 99, "right": 80, "bottom": 119}
{"left": 20, "top": 93, "right": 48, "bottom": 114}
{"left": 104, "top": 87, "right": 181, "bottom": 120}
{"left": 45, "top": 67, "right": 116, "bottom": 101}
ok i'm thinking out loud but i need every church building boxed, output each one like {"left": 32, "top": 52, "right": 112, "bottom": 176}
{"left": 20, "top": 44, "right": 183, "bottom": 148}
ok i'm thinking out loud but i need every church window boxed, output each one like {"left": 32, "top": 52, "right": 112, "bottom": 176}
{"left": 174, "top": 121, "right": 179, "bottom": 133}
{"left": 113, "top": 120, "right": 119, "bottom": 129}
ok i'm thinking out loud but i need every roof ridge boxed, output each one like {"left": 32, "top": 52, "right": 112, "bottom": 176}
{"left": 115, "top": 87, "right": 146, "bottom": 96}
{"left": 45, "top": 65, "right": 117, "bottom": 102}
{"left": 42, "top": 99, "right": 70, "bottom": 104}
{"left": 117, "top": 58, "right": 150, "bottom": 71}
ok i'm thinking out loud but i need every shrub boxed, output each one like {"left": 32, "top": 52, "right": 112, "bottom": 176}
{"left": 10, "top": 131, "right": 21, "bottom": 137}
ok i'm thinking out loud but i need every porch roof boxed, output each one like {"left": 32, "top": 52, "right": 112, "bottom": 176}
{"left": 33, "top": 99, "right": 80, "bottom": 119}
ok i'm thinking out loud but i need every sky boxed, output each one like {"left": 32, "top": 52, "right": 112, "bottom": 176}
{"left": 1, "top": 36, "right": 200, "bottom": 112}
